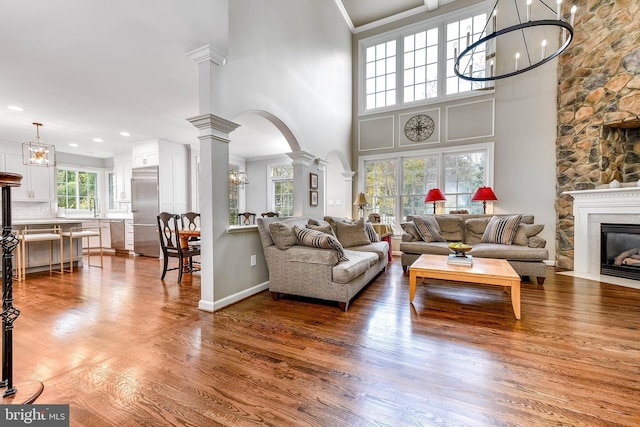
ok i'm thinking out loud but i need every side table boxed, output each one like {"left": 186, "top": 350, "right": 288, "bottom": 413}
{"left": 380, "top": 232, "right": 393, "bottom": 263}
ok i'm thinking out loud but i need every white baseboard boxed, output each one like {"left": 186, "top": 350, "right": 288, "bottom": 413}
{"left": 198, "top": 281, "right": 270, "bottom": 312}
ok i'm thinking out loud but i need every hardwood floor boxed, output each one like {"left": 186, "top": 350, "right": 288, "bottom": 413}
{"left": 4, "top": 254, "right": 640, "bottom": 426}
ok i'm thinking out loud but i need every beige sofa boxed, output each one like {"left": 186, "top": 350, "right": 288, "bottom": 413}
{"left": 257, "top": 216, "right": 389, "bottom": 311}
{"left": 400, "top": 214, "right": 549, "bottom": 284}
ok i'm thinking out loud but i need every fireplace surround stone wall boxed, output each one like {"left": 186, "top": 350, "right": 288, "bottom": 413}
{"left": 556, "top": 0, "right": 640, "bottom": 270}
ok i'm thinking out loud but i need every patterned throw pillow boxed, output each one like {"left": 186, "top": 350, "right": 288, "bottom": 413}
{"left": 294, "top": 226, "right": 349, "bottom": 262}
{"left": 481, "top": 215, "right": 523, "bottom": 245}
{"left": 364, "top": 221, "right": 380, "bottom": 243}
{"left": 413, "top": 216, "right": 446, "bottom": 242}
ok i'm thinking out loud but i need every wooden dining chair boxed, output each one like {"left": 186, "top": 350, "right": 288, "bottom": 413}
{"left": 157, "top": 212, "right": 201, "bottom": 284}
{"left": 261, "top": 212, "right": 279, "bottom": 218}
{"left": 238, "top": 212, "right": 256, "bottom": 225}
{"left": 180, "top": 212, "right": 201, "bottom": 246}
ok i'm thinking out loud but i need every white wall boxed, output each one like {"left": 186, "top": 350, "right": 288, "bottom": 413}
{"left": 221, "top": 0, "right": 353, "bottom": 161}
{"left": 494, "top": 63, "right": 558, "bottom": 262}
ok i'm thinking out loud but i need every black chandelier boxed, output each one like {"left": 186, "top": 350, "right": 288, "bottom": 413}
{"left": 454, "top": 0, "right": 576, "bottom": 82}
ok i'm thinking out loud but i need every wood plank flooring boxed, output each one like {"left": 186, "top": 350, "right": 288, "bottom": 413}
{"left": 4, "top": 254, "right": 640, "bottom": 426}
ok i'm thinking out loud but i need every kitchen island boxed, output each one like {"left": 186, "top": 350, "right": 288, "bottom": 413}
{"left": 10, "top": 219, "right": 85, "bottom": 276}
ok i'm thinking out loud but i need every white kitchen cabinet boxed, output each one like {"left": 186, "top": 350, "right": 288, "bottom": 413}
{"left": 100, "top": 220, "right": 111, "bottom": 249}
{"left": 125, "top": 219, "right": 134, "bottom": 251}
{"left": 4, "top": 153, "right": 54, "bottom": 202}
{"left": 114, "top": 158, "right": 132, "bottom": 202}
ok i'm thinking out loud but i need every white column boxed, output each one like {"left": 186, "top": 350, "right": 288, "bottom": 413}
{"left": 186, "top": 45, "right": 240, "bottom": 312}
{"left": 287, "top": 151, "right": 316, "bottom": 216}
{"left": 342, "top": 171, "right": 356, "bottom": 219}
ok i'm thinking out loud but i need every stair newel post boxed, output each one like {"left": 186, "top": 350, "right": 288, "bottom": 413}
{"left": 0, "top": 172, "right": 22, "bottom": 397}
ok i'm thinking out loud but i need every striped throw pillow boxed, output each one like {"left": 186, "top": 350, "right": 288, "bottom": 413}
{"left": 481, "top": 215, "right": 523, "bottom": 245}
{"left": 364, "top": 221, "right": 380, "bottom": 243}
{"left": 413, "top": 216, "right": 446, "bottom": 242}
{"left": 294, "top": 226, "right": 349, "bottom": 262}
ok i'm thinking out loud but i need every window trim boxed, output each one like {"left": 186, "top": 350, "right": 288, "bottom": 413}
{"left": 358, "top": 2, "right": 491, "bottom": 116}
{"left": 358, "top": 142, "right": 494, "bottom": 231}
{"left": 56, "top": 165, "right": 103, "bottom": 213}
{"left": 267, "top": 162, "right": 294, "bottom": 216}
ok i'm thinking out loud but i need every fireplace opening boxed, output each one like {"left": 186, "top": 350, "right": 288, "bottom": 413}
{"left": 601, "top": 223, "right": 640, "bottom": 280}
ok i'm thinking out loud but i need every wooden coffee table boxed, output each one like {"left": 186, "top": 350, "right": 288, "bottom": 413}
{"left": 409, "top": 254, "right": 521, "bottom": 319}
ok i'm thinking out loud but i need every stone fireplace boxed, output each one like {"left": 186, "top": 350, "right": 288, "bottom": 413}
{"left": 556, "top": 0, "right": 640, "bottom": 270}
{"left": 600, "top": 223, "right": 640, "bottom": 280}
{"left": 562, "top": 186, "right": 640, "bottom": 289}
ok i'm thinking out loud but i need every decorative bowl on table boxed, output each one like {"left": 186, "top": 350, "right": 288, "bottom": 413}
{"left": 448, "top": 242, "right": 472, "bottom": 257}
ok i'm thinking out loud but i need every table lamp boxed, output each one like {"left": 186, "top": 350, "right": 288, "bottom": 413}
{"left": 472, "top": 186, "right": 498, "bottom": 214}
{"left": 353, "top": 192, "right": 368, "bottom": 219}
{"left": 424, "top": 188, "right": 446, "bottom": 214}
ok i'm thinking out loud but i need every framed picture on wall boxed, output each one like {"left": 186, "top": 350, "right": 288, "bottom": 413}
{"left": 310, "top": 190, "right": 318, "bottom": 207}
{"left": 310, "top": 173, "right": 318, "bottom": 189}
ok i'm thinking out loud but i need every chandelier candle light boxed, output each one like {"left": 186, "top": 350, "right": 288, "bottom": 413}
{"left": 454, "top": 0, "right": 577, "bottom": 82}
{"left": 424, "top": 188, "right": 446, "bottom": 214}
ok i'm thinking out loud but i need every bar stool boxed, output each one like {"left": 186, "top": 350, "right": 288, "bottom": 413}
{"left": 15, "top": 226, "right": 64, "bottom": 281}
{"left": 61, "top": 226, "right": 103, "bottom": 272}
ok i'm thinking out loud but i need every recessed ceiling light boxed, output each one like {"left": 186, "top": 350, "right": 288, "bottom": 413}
{"left": 7, "top": 105, "right": 23, "bottom": 111}
{"left": 120, "top": 131, "right": 130, "bottom": 137}
{"left": 93, "top": 138, "right": 103, "bottom": 143}
{"left": 69, "top": 143, "right": 78, "bottom": 147}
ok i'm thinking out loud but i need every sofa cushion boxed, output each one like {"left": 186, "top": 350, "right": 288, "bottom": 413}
{"left": 469, "top": 243, "right": 548, "bottom": 261}
{"left": 335, "top": 218, "right": 371, "bottom": 248}
{"left": 332, "top": 252, "right": 373, "bottom": 284}
{"left": 414, "top": 216, "right": 446, "bottom": 242}
{"left": 481, "top": 215, "right": 522, "bottom": 245}
{"left": 364, "top": 221, "right": 380, "bottom": 242}
{"left": 513, "top": 224, "right": 545, "bottom": 246}
{"left": 464, "top": 218, "right": 490, "bottom": 244}
{"left": 294, "top": 226, "right": 348, "bottom": 262}
{"left": 399, "top": 241, "right": 451, "bottom": 256}
{"left": 323, "top": 216, "right": 352, "bottom": 236}
{"left": 434, "top": 215, "right": 464, "bottom": 241}
{"left": 401, "top": 222, "right": 421, "bottom": 241}
{"left": 268, "top": 222, "right": 298, "bottom": 250}
{"left": 288, "top": 245, "right": 339, "bottom": 266}
{"left": 347, "top": 241, "right": 389, "bottom": 263}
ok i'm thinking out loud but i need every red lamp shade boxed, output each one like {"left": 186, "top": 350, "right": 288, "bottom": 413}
{"left": 424, "top": 188, "right": 446, "bottom": 214}
{"left": 472, "top": 186, "right": 497, "bottom": 213}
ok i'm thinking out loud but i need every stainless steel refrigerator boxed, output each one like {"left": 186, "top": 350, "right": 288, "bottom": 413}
{"left": 131, "top": 165, "right": 160, "bottom": 257}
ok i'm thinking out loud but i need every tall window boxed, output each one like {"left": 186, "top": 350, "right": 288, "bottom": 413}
{"left": 365, "top": 40, "right": 397, "bottom": 110}
{"left": 57, "top": 168, "right": 98, "bottom": 210}
{"left": 365, "top": 160, "right": 397, "bottom": 225}
{"left": 401, "top": 156, "right": 438, "bottom": 218}
{"left": 446, "top": 13, "right": 487, "bottom": 95}
{"left": 403, "top": 28, "right": 438, "bottom": 103}
{"left": 362, "top": 144, "right": 492, "bottom": 229}
{"left": 270, "top": 164, "right": 294, "bottom": 216}
{"left": 443, "top": 151, "right": 485, "bottom": 212}
{"left": 360, "top": 6, "right": 489, "bottom": 112}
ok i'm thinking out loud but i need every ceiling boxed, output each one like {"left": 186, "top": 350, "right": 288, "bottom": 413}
{"left": 0, "top": 1, "right": 450, "bottom": 160}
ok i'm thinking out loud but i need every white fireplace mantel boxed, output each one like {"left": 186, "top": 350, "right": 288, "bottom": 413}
{"left": 563, "top": 186, "right": 640, "bottom": 288}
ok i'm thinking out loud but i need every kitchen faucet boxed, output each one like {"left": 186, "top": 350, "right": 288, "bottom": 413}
{"left": 89, "top": 197, "right": 98, "bottom": 217}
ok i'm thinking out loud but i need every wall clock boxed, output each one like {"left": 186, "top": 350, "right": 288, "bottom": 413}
{"left": 404, "top": 114, "right": 435, "bottom": 142}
